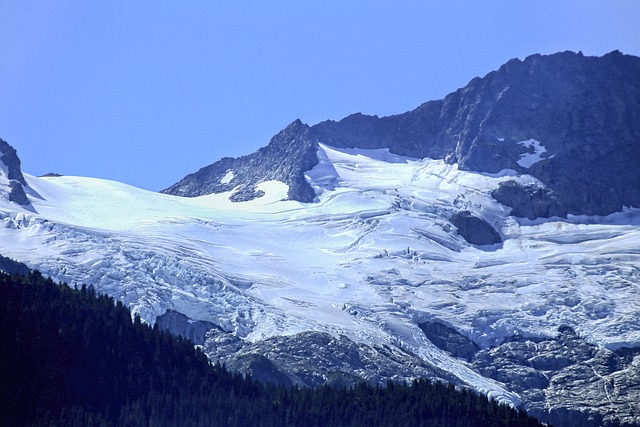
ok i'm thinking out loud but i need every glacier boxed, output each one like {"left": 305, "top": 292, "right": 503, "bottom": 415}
{"left": 1, "top": 144, "right": 640, "bottom": 415}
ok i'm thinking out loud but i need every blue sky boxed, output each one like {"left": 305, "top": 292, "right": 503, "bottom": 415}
{"left": 1, "top": 1, "right": 639, "bottom": 191}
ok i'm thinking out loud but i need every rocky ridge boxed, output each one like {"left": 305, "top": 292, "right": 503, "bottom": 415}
{"left": 164, "top": 51, "right": 640, "bottom": 219}
{"left": 162, "top": 120, "right": 318, "bottom": 202}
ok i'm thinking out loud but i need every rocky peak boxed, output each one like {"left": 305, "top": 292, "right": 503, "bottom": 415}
{"left": 161, "top": 120, "right": 319, "bottom": 202}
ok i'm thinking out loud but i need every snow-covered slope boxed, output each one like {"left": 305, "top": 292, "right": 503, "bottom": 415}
{"left": 2, "top": 144, "right": 640, "bottom": 423}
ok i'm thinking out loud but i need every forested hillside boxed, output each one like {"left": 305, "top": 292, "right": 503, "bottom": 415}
{"left": 0, "top": 265, "right": 546, "bottom": 427}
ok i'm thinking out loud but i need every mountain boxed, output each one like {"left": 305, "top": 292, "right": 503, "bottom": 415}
{"left": 2, "top": 51, "right": 640, "bottom": 426}
{"left": 164, "top": 50, "right": 640, "bottom": 219}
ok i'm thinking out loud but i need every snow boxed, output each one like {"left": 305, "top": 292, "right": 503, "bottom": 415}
{"left": 1, "top": 143, "right": 639, "bottom": 406}
{"left": 516, "top": 138, "right": 547, "bottom": 168}
{"left": 220, "top": 170, "right": 235, "bottom": 184}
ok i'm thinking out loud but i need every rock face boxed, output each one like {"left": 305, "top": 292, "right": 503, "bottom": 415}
{"left": 472, "top": 327, "right": 640, "bottom": 427}
{"left": 8, "top": 180, "right": 30, "bottom": 206}
{"left": 491, "top": 181, "right": 567, "bottom": 219}
{"left": 164, "top": 51, "right": 640, "bottom": 218}
{"left": 203, "top": 330, "right": 461, "bottom": 389}
{"left": 0, "top": 138, "right": 30, "bottom": 206}
{"left": 156, "top": 309, "right": 220, "bottom": 345}
{"left": 418, "top": 321, "right": 480, "bottom": 362}
{"left": 0, "top": 138, "right": 27, "bottom": 186}
{"left": 311, "top": 51, "right": 640, "bottom": 217}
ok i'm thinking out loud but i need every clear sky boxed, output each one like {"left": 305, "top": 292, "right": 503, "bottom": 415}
{"left": 1, "top": 1, "right": 639, "bottom": 191}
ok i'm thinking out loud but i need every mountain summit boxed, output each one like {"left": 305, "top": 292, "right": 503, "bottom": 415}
{"left": 163, "top": 51, "right": 640, "bottom": 218}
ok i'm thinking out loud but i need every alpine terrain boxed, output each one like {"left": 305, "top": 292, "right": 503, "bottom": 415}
{"left": 1, "top": 51, "right": 639, "bottom": 426}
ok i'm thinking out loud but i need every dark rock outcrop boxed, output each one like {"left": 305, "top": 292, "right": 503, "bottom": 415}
{"left": 155, "top": 309, "right": 219, "bottom": 346}
{"left": 450, "top": 211, "right": 501, "bottom": 245}
{"left": 313, "top": 51, "right": 640, "bottom": 217}
{"left": 1, "top": 138, "right": 30, "bottom": 206}
{"left": 164, "top": 51, "right": 640, "bottom": 218}
{"left": 0, "top": 138, "right": 27, "bottom": 186}
{"left": 8, "top": 180, "right": 30, "bottom": 206}
{"left": 204, "top": 330, "right": 461, "bottom": 389}
{"left": 418, "top": 321, "right": 479, "bottom": 361}
{"left": 491, "top": 181, "right": 567, "bottom": 219}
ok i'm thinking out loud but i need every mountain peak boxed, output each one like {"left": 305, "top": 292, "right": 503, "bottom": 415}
{"left": 161, "top": 119, "right": 318, "bottom": 202}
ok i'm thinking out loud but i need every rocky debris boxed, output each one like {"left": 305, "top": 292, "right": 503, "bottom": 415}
{"left": 164, "top": 51, "right": 640, "bottom": 218}
{"left": 449, "top": 211, "right": 501, "bottom": 246}
{"left": 472, "top": 327, "right": 640, "bottom": 427}
{"left": 155, "top": 309, "right": 220, "bottom": 346}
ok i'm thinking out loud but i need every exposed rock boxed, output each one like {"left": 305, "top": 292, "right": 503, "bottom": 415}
{"left": 313, "top": 51, "right": 640, "bottom": 217}
{"left": 204, "top": 331, "right": 462, "bottom": 388}
{"left": 155, "top": 309, "right": 220, "bottom": 345}
{"left": 0, "top": 138, "right": 27, "bottom": 186}
{"left": 0, "top": 139, "right": 30, "bottom": 206}
{"left": 8, "top": 180, "right": 30, "bottom": 206}
{"left": 491, "top": 181, "right": 567, "bottom": 219}
{"left": 164, "top": 51, "right": 640, "bottom": 218}
{"left": 472, "top": 327, "right": 640, "bottom": 427}
{"left": 450, "top": 211, "right": 501, "bottom": 245}
{"left": 418, "top": 321, "right": 479, "bottom": 361}
{"left": 229, "top": 354, "right": 294, "bottom": 386}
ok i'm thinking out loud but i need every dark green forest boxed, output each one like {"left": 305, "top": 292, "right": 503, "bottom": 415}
{"left": 0, "top": 259, "right": 546, "bottom": 427}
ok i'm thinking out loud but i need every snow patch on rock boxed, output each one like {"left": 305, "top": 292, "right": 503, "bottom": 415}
{"left": 517, "top": 139, "right": 548, "bottom": 168}
{"left": 220, "top": 170, "right": 235, "bottom": 184}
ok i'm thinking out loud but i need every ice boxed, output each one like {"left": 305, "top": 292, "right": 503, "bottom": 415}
{"left": 0, "top": 143, "right": 639, "bottom": 406}
{"left": 516, "top": 138, "right": 547, "bottom": 168}
{"left": 220, "top": 170, "right": 235, "bottom": 184}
